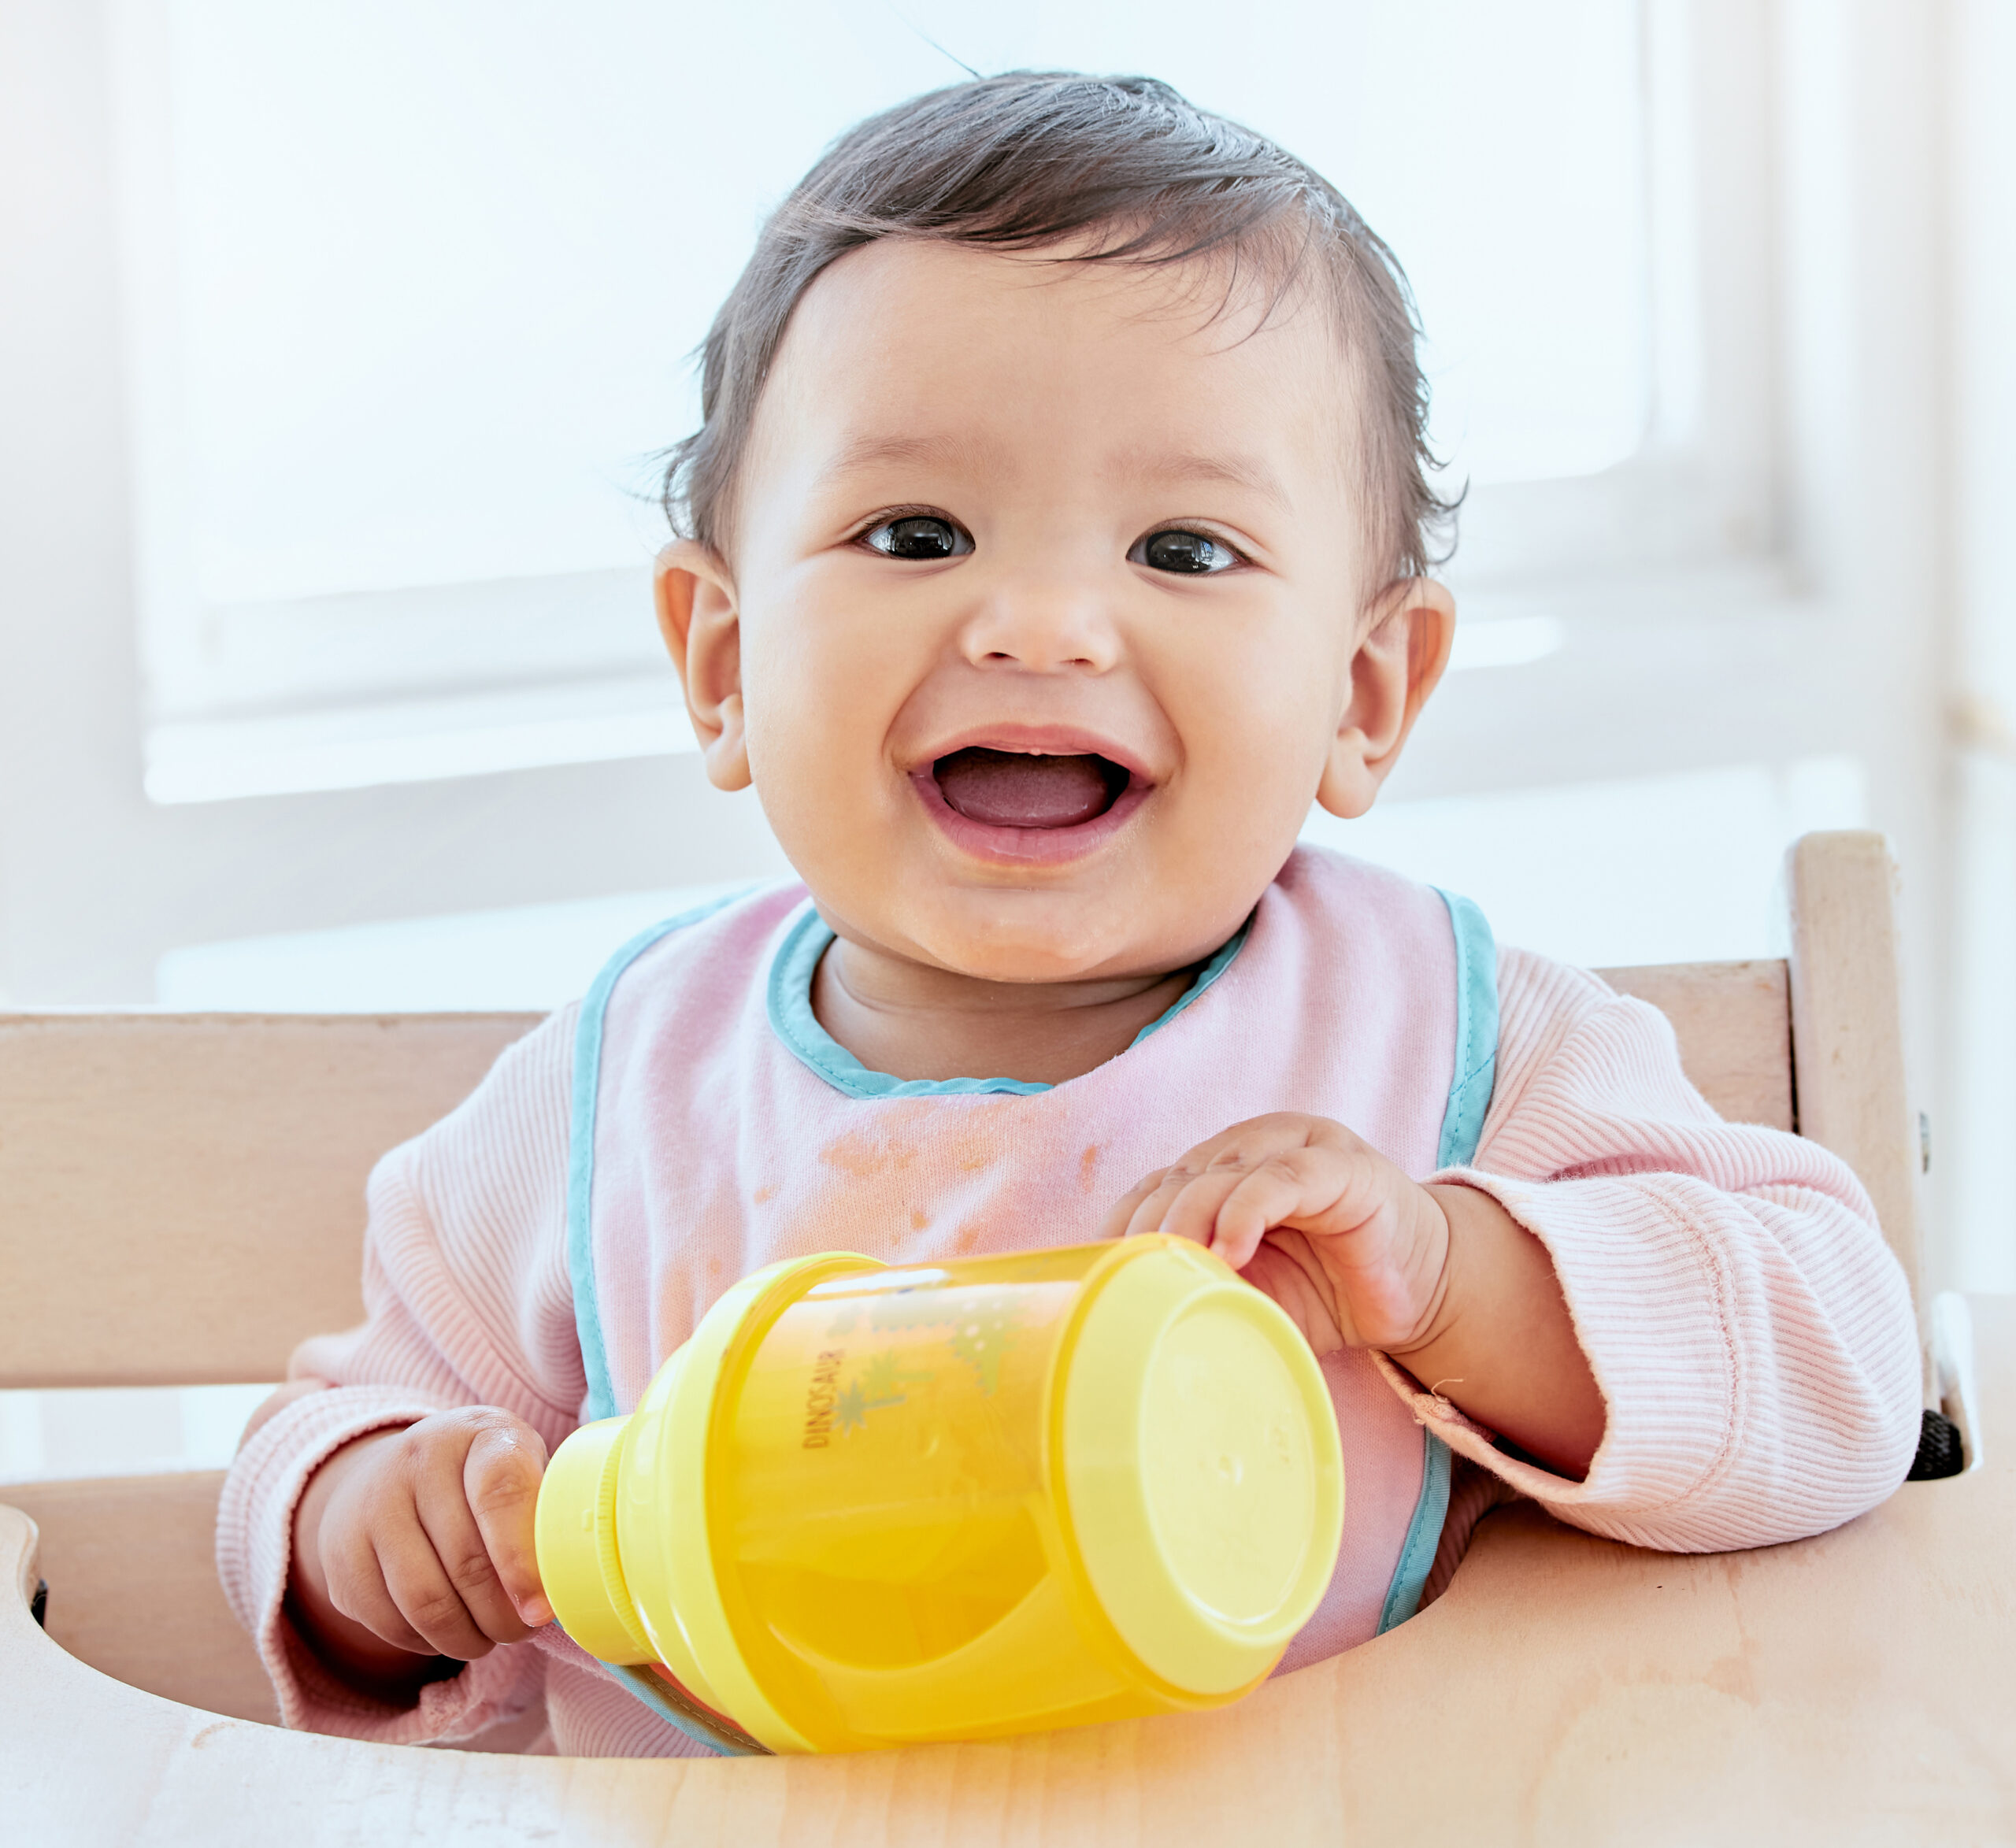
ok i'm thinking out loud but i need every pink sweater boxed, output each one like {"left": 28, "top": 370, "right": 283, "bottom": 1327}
{"left": 217, "top": 850, "right": 1922, "bottom": 1757}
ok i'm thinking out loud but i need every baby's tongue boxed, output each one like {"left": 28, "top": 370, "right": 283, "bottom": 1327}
{"left": 933, "top": 746, "right": 1126, "bottom": 829}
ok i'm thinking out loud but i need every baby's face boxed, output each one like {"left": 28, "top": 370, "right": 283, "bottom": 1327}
{"left": 669, "top": 239, "right": 1447, "bottom": 985}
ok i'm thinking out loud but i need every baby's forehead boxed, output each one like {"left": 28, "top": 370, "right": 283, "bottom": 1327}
{"left": 764, "top": 239, "right": 1362, "bottom": 494}
{"left": 790, "top": 236, "right": 1344, "bottom": 380}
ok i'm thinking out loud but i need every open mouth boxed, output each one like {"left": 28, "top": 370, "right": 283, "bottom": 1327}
{"left": 931, "top": 746, "right": 1135, "bottom": 830}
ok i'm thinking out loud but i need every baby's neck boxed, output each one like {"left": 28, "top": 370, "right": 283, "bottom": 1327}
{"left": 811, "top": 935, "right": 1203, "bottom": 1087}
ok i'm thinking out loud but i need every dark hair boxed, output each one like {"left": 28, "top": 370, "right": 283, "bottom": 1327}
{"left": 661, "top": 71, "right": 1458, "bottom": 592}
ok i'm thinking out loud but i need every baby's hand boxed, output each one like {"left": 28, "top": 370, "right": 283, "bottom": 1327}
{"left": 1102, "top": 1113, "right": 1453, "bottom": 1357}
{"left": 295, "top": 1409, "right": 552, "bottom": 1676}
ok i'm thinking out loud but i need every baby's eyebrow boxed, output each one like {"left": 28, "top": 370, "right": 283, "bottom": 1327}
{"left": 821, "top": 431, "right": 1005, "bottom": 482}
{"left": 1114, "top": 448, "right": 1292, "bottom": 512}
{"left": 821, "top": 432, "right": 1292, "bottom": 512}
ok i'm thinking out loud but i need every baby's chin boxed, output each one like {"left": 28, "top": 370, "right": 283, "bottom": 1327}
{"left": 886, "top": 886, "right": 1203, "bottom": 988}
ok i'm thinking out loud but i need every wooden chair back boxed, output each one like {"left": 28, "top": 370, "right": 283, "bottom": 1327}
{"left": 0, "top": 1013, "right": 541, "bottom": 1390}
{"left": 0, "top": 977, "right": 1799, "bottom": 1391}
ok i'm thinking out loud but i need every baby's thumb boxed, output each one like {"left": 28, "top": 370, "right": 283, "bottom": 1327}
{"left": 464, "top": 1417, "right": 553, "bottom": 1627}
{"left": 1242, "top": 1235, "right": 1345, "bottom": 1357}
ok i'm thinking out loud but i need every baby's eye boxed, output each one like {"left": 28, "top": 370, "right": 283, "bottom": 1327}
{"left": 862, "top": 514, "right": 973, "bottom": 561}
{"left": 1131, "top": 528, "right": 1241, "bottom": 575}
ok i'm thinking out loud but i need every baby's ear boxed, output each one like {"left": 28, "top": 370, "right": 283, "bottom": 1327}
{"left": 655, "top": 541, "right": 752, "bottom": 792}
{"left": 1314, "top": 579, "right": 1456, "bottom": 820}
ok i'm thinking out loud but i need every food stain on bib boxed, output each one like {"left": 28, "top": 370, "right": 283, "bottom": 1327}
{"left": 819, "top": 1131, "right": 917, "bottom": 1179}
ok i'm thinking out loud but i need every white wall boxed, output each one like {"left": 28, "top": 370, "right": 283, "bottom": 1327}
{"left": 1944, "top": 0, "right": 2016, "bottom": 1294}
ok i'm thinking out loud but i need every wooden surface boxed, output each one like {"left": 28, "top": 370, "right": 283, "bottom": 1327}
{"left": 1595, "top": 959, "right": 1793, "bottom": 1131}
{"left": 0, "top": 966, "right": 1792, "bottom": 1394}
{"left": 3, "top": 1295, "right": 2009, "bottom": 1845}
{"left": 0, "top": 1012, "right": 540, "bottom": 1387}
{"left": 5, "top": 1471, "right": 276, "bottom": 1725}
{"left": 1784, "top": 834, "right": 1929, "bottom": 1352}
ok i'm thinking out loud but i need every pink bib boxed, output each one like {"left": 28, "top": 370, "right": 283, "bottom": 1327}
{"left": 569, "top": 846, "right": 1495, "bottom": 1742}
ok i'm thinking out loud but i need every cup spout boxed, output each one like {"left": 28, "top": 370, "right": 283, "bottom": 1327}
{"left": 535, "top": 1415, "right": 655, "bottom": 1665}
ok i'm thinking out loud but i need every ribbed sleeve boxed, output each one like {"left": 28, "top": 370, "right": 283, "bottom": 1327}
{"left": 214, "top": 1005, "right": 589, "bottom": 1746}
{"left": 1380, "top": 948, "right": 1922, "bottom": 1554}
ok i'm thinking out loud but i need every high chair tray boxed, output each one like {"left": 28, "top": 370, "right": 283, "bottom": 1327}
{"left": 5, "top": 1292, "right": 2010, "bottom": 1847}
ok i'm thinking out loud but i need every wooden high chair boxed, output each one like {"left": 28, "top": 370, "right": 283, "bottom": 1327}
{"left": 1, "top": 832, "right": 2007, "bottom": 1845}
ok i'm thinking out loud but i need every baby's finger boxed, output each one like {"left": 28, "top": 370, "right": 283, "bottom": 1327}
{"left": 1098, "top": 1171, "right": 1166, "bottom": 1242}
{"left": 403, "top": 1418, "right": 536, "bottom": 1636}
{"left": 375, "top": 1524, "right": 495, "bottom": 1661}
{"left": 1104, "top": 1119, "right": 1279, "bottom": 1241}
{"left": 1117, "top": 1165, "right": 1216, "bottom": 1243}
{"left": 1145, "top": 1168, "right": 1258, "bottom": 1254}
{"left": 1189, "top": 1154, "right": 1337, "bottom": 1268}
{"left": 465, "top": 1420, "right": 551, "bottom": 1628}
{"left": 320, "top": 1527, "right": 434, "bottom": 1657}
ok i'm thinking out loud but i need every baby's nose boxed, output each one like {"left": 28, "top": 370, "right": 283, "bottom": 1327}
{"left": 958, "top": 572, "right": 1122, "bottom": 674}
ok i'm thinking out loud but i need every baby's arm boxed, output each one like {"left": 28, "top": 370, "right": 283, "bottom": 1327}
{"left": 1104, "top": 1116, "right": 1606, "bottom": 1476}
{"left": 1415, "top": 949, "right": 1922, "bottom": 1548}
{"left": 218, "top": 1008, "right": 584, "bottom": 1741}
{"left": 1109, "top": 947, "right": 1924, "bottom": 1550}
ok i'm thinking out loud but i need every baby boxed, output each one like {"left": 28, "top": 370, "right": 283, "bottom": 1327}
{"left": 220, "top": 72, "right": 1921, "bottom": 1757}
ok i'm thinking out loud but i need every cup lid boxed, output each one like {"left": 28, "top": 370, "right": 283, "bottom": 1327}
{"left": 1055, "top": 1236, "right": 1345, "bottom": 1698}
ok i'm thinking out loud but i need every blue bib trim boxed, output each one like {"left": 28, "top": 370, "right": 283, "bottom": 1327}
{"left": 764, "top": 905, "right": 1251, "bottom": 1099}
{"left": 1435, "top": 888, "right": 1500, "bottom": 1172}
{"left": 568, "top": 893, "right": 745, "bottom": 1426}
{"left": 1376, "top": 1427, "right": 1454, "bottom": 1634}
{"left": 1373, "top": 887, "right": 1498, "bottom": 1635}
{"left": 608, "top": 1663, "right": 769, "bottom": 1757}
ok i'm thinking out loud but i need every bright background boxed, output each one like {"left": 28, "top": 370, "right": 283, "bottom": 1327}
{"left": 3, "top": 0, "right": 2013, "bottom": 1480}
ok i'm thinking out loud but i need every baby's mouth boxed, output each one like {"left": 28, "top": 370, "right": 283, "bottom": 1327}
{"left": 931, "top": 746, "right": 1134, "bottom": 830}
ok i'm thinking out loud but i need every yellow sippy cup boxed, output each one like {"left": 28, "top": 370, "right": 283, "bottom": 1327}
{"left": 533, "top": 1234, "right": 1343, "bottom": 1753}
